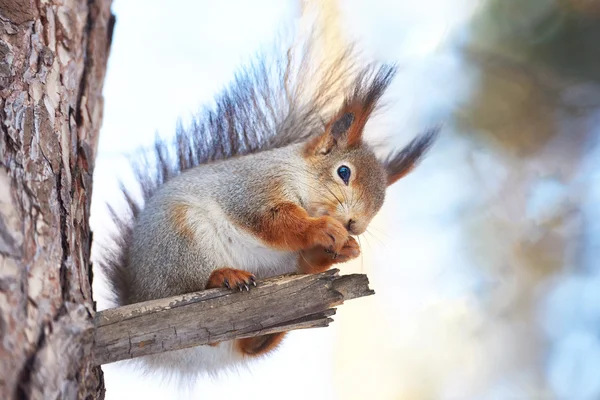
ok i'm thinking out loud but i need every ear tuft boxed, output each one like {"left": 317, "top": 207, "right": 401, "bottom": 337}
{"left": 384, "top": 125, "right": 441, "bottom": 186}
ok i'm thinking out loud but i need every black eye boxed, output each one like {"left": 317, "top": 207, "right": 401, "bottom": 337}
{"left": 337, "top": 165, "right": 351, "bottom": 185}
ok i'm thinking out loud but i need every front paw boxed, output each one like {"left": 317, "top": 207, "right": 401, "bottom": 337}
{"left": 334, "top": 236, "right": 361, "bottom": 263}
{"left": 306, "top": 216, "right": 348, "bottom": 255}
{"left": 298, "top": 237, "right": 361, "bottom": 274}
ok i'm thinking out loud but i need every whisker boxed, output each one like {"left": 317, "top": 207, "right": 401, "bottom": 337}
{"left": 360, "top": 233, "right": 375, "bottom": 273}
{"left": 366, "top": 225, "right": 394, "bottom": 241}
{"left": 356, "top": 234, "right": 364, "bottom": 273}
{"left": 332, "top": 177, "right": 349, "bottom": 212}
{"left": 364, "top": 229, "right": 387, "bottom": 249}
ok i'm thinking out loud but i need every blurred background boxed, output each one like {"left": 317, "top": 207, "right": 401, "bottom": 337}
{"left": 90, "top": 0, "right": 600, "bottom": 399}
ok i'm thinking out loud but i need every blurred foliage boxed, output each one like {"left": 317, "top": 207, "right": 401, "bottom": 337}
{"left": 471, "top": 0, "right": 600, "bottom": 83}
{"left": 457, "top": 0, "right": 599, "bottom": 158}
{"left": 455, "top": 51, "right": 559, "bottom": 157}
{"left": 439, "top": 1, "right": 599, "bottom": 397}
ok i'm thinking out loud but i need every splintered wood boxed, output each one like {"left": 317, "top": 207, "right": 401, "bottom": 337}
{"left": 93, "top": 269, "right": 374, "bottom": 365}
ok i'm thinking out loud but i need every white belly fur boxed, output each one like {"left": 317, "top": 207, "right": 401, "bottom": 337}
{"left": 138, "top": 199, "right": 297, "bottom": 379}
{"left": 190, "top": 198, "right": 299, "bottom": 278}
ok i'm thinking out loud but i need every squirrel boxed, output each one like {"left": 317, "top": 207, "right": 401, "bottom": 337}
{"left": 98, "top": 38, "right": 438, "bottom": 378}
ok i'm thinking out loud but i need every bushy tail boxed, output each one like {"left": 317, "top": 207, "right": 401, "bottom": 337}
{"left": 97, "top": 30, "right": 367, "bottom": 307}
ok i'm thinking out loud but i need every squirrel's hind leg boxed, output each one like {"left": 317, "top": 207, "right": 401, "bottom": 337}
{"left": 205, "top": 267, "right": 257, "bottom": 291}
{"left": 236, "top": 333, "right": 287, "bottom": 356}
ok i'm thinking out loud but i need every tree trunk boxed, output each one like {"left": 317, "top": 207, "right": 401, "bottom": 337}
{"left": 0, "top": 0, "right": 114, "bottom": 398}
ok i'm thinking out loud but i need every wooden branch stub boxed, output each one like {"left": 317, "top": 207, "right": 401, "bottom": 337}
{"left": 92, "top": 269, "right": 374, "bottom": 366}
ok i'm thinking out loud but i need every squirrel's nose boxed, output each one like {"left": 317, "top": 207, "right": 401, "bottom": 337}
{"left": 346, "top": 219, "right": 355, "bottom": 233}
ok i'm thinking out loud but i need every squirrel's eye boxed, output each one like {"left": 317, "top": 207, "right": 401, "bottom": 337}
{"left": 337, "top": 165, "right": 351, "bottom": 185}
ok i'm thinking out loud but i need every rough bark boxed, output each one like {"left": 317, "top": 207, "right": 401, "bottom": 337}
{"left": 93, "top": 269, "right": 374, "bottom": 366}
{"left": 0, "top": 0, "right": 114, "bottom": 399}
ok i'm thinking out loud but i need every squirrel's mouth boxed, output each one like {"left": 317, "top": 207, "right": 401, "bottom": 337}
{"left": 346, "top": 219, "right": 368, "bottom": 236}
{"left": 337, "top": 216, "right": 361, "bottom": 236}
{"left": 347, "top": 226, "right": 363, "bottom": 236}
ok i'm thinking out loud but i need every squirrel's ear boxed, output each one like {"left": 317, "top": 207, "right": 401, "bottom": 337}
{"left": 304, "top": 107, "right": 368, "bottom": 156}
{"left": 334, "top": 104, "right": 372, "bottom": 148}
{"left": 304, "top": 65, "right": 398, "bottom": 156}
{"left": 326, "top": 99, "right": 377, "bottom": 149}
{"left": 328, "top": 107, "right": 364, "bottom": 148}
{"left": 383, "top": 127, "right": 440, "bottom": 186}
{"left": 303, "top": 112, "right": 356, "bottom": 156}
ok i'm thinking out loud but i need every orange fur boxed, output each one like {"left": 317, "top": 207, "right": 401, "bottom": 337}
{"left": 169, "top": 203, "right": 195, "bottom": 240}
{"left": 205, "top": 268, "right": 256, "bottom": 290}
{"left": 236, "top": 332, "right": 287, "bottom": 357}
{"left": 298, "top": 236, "right": 361, "bottom": 274}
{"left": 253, "top": 202, "right": 348, "bottom": 254}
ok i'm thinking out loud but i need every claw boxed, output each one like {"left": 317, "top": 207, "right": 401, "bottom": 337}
{"left": 244, "top": 284, "right": 249, "bottom": 291}
{"left": 252, "top": 281, "right": 257, "bottom": 287}
{"left": 223, "top": 279, "right": 230, "bottom": 289}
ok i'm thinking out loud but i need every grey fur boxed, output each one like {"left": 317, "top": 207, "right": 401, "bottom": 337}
{"left": 126, "top": 144, "right": 308, "bottom": 304}
{"left": 97, "top": 38, "right": 438, "bottom": 377}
